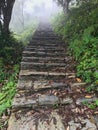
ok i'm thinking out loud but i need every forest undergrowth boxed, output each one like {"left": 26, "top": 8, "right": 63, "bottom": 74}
{"left": 52, "top": 1, "right": 98, "bottom": 107}
{"left": 0, "top": 32, "right": 24, "bottom": 128}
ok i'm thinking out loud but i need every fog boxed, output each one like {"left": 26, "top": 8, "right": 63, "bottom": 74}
{"left": 10, "top": 0, "right": 62, "bottom": 33}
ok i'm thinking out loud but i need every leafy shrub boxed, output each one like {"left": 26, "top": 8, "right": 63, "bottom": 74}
{"left": 15, "top": 22, "right": 38, "bottom": 45}
{"left": 0, "top": 64, "right": 19, "bottom": 116}
{"left": 0, "top": 33, "right": 23, "bottom": 65}
{"left": 53, "top": 2, "right": 98, "bottom": 91}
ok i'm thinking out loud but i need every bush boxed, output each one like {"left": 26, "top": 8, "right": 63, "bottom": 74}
{"left": 0, "top": 65, "right": 19, "bottom": 130}
{"left": 14, "top": 22, "right": 38, "bottom": 45}
{"left": 53, "top": 2, "right": 98, "bottom": 91}
{"left": 0, "top": 64, "right": 19, "bottom": 116}
{"left": 0, "top": 32, "right": 24, "bottom": 65}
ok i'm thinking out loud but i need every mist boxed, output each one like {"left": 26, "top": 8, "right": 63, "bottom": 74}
{"left": 10, "top": 0, "right": 62, "bottom": 33}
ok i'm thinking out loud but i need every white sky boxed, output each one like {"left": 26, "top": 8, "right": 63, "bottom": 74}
{"left": 23, "top": 0, "right": 61, "bottom": 15}
{"left": 10, "top": 0, "right": 62, "bottom": 32}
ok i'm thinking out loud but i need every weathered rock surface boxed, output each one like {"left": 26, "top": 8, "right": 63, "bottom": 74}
{"left": 8, "top": 111, "right": 65, "bottom": 130}
{"left": 68, "top": 119, "right": 97, "bottom": 130}
{"left": 13, "top": 94, "right": 73, "bottom": 109}
{"left": 76, "top": 97, "right": 97, "bottom": 105}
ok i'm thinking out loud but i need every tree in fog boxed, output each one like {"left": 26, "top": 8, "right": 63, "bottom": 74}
{"left": 54, "top": 0, "right": 71, "bottom": 13}
{"left": 0, "top": 0, "right": 15, "bottom": 33}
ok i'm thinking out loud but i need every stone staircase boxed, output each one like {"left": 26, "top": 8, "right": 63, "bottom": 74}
{"left": 7, "top": 23, "right": 98, "bottom": 130}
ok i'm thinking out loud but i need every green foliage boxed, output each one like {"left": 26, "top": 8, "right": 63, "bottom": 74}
{"left": 14, "top": 22, "right": 38, "bottom": 45}
{"left": 0, "top": 58, "right": 4, "bottom": 68}
{"left": 82, "top": 99, "right": 98, "bottom": 109}
{"left": 0, "top": 81, "right": 16, "bottom": 114}
{"left": 53, "top": 2, "right": 98, "bottom": 91}
{"left": 0, "top": 33, "right": 23, "bottom": 65}
{"left": 88, "top": 103, "right": 96, "bottom": 109}
{"left": 0, "top": 69, "right": 8, "bottom": 82}
{"left": 0, "top": 30, "right": 23, "bottom": 126}
{"left": 0, "top": 64, "right": 19, "bottom": 116}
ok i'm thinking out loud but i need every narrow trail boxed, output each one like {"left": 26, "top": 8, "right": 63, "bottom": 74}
{"left": 7, "top": 23, "right": 98, "bottom": 130}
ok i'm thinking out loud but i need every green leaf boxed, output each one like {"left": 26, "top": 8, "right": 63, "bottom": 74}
{"left": 95, "top": 99, "right": 98, "bottom": 106}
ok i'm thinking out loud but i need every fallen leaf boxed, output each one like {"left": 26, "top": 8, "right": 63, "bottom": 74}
{"left": 76, "top": 88, "right": 81, "bottom": 92}
{"left": 94, "top": 111, "right": 98, "bottom": 114}
{"left": 54, "top": 91, "right": 58, "bottom": 96}
{"left": 95, "top": 81, "right": 98, "bottom": 84}
{"left": 2, "top": 115, "right": 8, "bottom": 120}
{"left": 76, "top": 78, "right": 82, "bottom": 83}
{"left": 75, "top": 108, "right": 80, "bottom": 113}
{"left": 89, "top": 116, "right": 96, "bottom": 124}
{"left": 85, "top": 95, "right": 92, "bottom": 99}
{"left": 68, "top": 75, "right": 75, "bottom": 78}
{"left": 26, "top": 110, "right": 35, "bottom": 116}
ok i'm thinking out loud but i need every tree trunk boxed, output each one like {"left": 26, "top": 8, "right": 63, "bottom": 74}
{"left": 63, "top": 0, "right": 70, "bottom": 14}
{"left": 0, "top": 0, "right": 15, "bottom": 34}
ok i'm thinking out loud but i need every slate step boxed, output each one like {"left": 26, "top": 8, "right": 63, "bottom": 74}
{"left": 17, "top": 79, "right": 68, "bottom": 91}
{"left": 28, "top": 40, "right": 64, "bottom": 45}
{"left": 33, "top": 33, "right": 57, "bottom": 37}
{"left": 33, "top": 33, "right": 58, "bottom": 37}
{"left": 22, "top": 57, "right": 65, "bottom": 63}
{"left": 33, "top": 31, "right": 57, "bottom": 36}
{"left": 19, "top": 70, "right": 67, "bottom": 80}
{"left": 32, "top": 36, "right": 60, "bottom": 40}
{"left": 26, "top": 46, "right": 66, "bottom": 50}
{"left": 29, "top": 39, "right": 63, "bottom": 43}
{"left": 25, "top": 48, "right": 65, "bottom": 53}
{"left": 13, "top": 94, "right": 73, "bottom": 109}
{"left": 27, "top": 40, "right": 64, "bottom": 45}
{"left": 21, "top": 62, "right": 66, "bottom": 70}
{"left": 27, "top": 43, "right": 65, "bottom": 47}
{"left": 22, "top": 51, "right": 65, "bottom": 57}
{"left": 8, "top": 111, "right": 66, "bottom": 130}
{"left": 26, "top": 45, "right": 65, "bottom": 50}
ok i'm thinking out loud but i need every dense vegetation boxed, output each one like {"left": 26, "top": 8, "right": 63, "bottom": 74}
{"left": 0, "top": 62, "right": 21, "bottom": 129}
{"left": 0, "top": 27, "right": 24, "bottom": 127}
{"left": 53, "top": 1, "right": 98, "bottom": 92}
{"left": 15, "top": 22, "right": 38, "bottom": 45}
{"left": 0, "top": 33, "right": 23, "bottom": 128}
{"left": 0, "top": 33, "right": 23, "bottom": 65}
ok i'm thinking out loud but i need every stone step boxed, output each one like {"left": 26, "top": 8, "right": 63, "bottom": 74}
{"left": 33, "top": 34, "right": 57, "bottom": 37}
{"left": 17, "top": 79, "right": 69, "bottom": 91}
{"left": 8, "top": 111, "right": 66, "bottom": 130}
{"left": 33, "top": 31, "right": 57, "bottom": 36}
{"left": 26, "top": 46, "right": 65, "bottom": 50}
{"left": 19, "top": 70, "right": 67, "bottom": 80}
{"left": 25, "top": 48, "right": 65, "bottom": 53}
{"left": 22, "top": 51, "right": 65, "bottom": 57}
{"left": 29, "top": 40, "right": 64, "bottom": 45}
{"left": 13, "top": 94, "right": 73, "bottom": 109}
{"left": 8, "top": 110, "right": 98, "bottom": 130}
{"left": 26, "top": 45, "right": 65, "bottom": 50}
{"left": 21, "top": 62, "right": 66, "bottom": 70}
{"left": 33, "top": 33, "right": 58, "bottom": 37}
{"left": 27, "top": 43, "right": 65, "bottom": 47}
{"left": 32, "top": 36, "right": 60, "bottom": 40}
{"left": 27, "top": 42, "right": 65, "bottom": 46}
{"left": 22, "top": 57, "right": 65, "bottom": 63}
{"left": 29, "top": 39, "right": 63, "bottom": 43}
